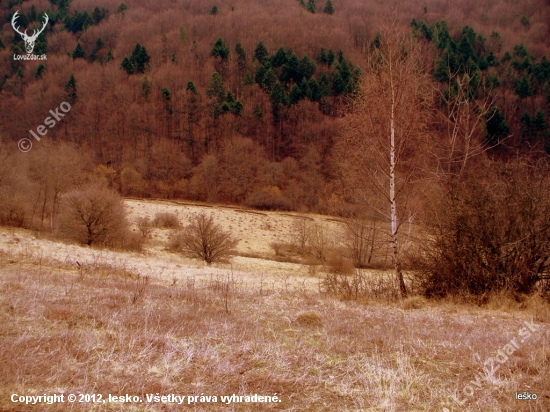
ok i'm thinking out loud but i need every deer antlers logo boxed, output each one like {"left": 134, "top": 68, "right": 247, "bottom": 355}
{"left": 11, "top": 10, "right": 49, "bottom": 54}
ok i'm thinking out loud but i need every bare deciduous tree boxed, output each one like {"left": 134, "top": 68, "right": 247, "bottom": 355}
{"left": 136, "top": 216, "right": 152, "bottom": 238}
{"left": 337, "top": 31, "right": 433, "bottom": 297}
{"left": 291, "top": 217, "right": 311, "bottom": 253}
{"left": 344, "top": 216, "right": 377, "bottom": 268}
{"left": 0, "top": 150, "right": 31, "bottom": 228}
{"left": 28, "top": 143, "right": 88, "bottom": 231}
{"left": 57, "top": 184, "right": 129, "bottom": 246}
{"left": 432, "top": 70, "right": 499, "bottom": 180}
{"left": 173, "top": 212, "right": 238, "bottom": 264}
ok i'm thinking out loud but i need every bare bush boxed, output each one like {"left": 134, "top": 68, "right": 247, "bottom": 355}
{"left": 152, "top": 212, "right": 181, "bottom": 228}
{"left": 136, "top": 216, "right": 152, "bottom": 238}
{"left": 321, "top": 270, "right": 400, "bottom": 301}
{"left": 343, "top": 217, "right": 377, "bottom": 268}
{"left": 290, "top": 218, "right": 331, "bottom": 261}
{"left": 291, "top": 217, "right": 311, "bottom": 253}
{"left": 56, "top": 184, "right": 129, "bottom": 247}
{"left": 309, "top": 222, "right": 330, "bottom": 261}
{"left": 120, "top": 230, "right": 145, "bottom": 252}
{"left": 416, "top": 158, "right": 550, "bottom": 297}
{"left": 171, "top": 212, "right": 239, "bottom": 264}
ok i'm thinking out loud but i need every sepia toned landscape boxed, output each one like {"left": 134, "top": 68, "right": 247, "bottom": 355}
{"left": 1, "top": 0, "right": 550, "bottom": 410}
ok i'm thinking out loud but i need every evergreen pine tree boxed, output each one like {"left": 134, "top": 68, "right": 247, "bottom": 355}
{"left": 92, "top": 7, "right": 108, "bottom": 24}
{"left": 317, "top": 48, "right": 328, "bottom": 64}
{"left": 116, "top": 3, "right": 127, "bottom": 15}
{"left": 289, "top": 83, "right": 303, "bottom": 104}
{"left": 64, "top": 74, "right": 77, "bottom": 101}
{"left": 520, "top": 111, "right": 532, "bottom": 142}
{"left": 533, "top": 109, "right": 548, "bottom": 132}
{"left": 270, "top": 82, "right": 289, "bottom": 121}
{"left": 253, "top": 104, "right": 263, "bottom": 120}
{"left": 307, "top": 0, "right": 316, "bottom": 13}
{"left": 243, "top": 71, "right": 254, "bottom": 86}
{"left": 260, "top": 68, "right": 278, "bottom": 92}
{"left": 206, "top": 72, "right": 226, "bottom": 119}
{"left": 30, "top": 5, "right": 37, "bottom": 21}
{"left": 515, "top": 74, "right": 534, "bottom": 98}
{"left": 33, "top": 32, "right": 47, "bottom": 55}
{"left": 487, "top": 51, "right": 498, "bottom": 67}
{"left": 211, "top": 38, "right": 230, "bottom": 61}
{"left": 235, "top": 43, "right": 247, "bottom": 71}
{"left": 486, "top": 107, "right": 510, "bottom": 146}
{"left": 72, "top": 43, "right": 85, "bottom": 59}
{"left": 297, "top": 56, "right": 316, "bottom": 81}
{"left": 129, "top": 44, "right": 150, "bottom": 73}
{"left": 35, "top": 64, "right": 46, "bottom": 79}
{"left": 323, "top": 0, "right": 334, "bottom": 14}
{"left": 105, "top": 50, "right": 113, "bottom": 63}
{"left": 253, "top": 42, "right": 269, "bottom": 64}
{"left": 307, "top": 78, "right": 321, "bottom": 101}
{"left": 161, "top": 87, "right": 171, "bottom": 106}
{"left": 370, "top": 33, "right": 382, "bottom": 51}
{"left": 271, "top": 47, "right": 289, "bottom": 67}
{"left": 533, "top": 56, "right": 550, "bottom": 84}
{"left": 186, "top": 81, "right": 197, "bottom": 94}
{"left": 485, "top": 74, "right": 500, "bottom": 90}
{"left": 121, "top": 56, "right": 134, "bottom": 74}
{"left": 229, "top": 100, "right": 243, "bottom": 116}
{"left": 514, "top": 44, "right": 528, "bottom": 58}
{"left": 432, "top": 21, "right": 453, "bottom": 50}
{"left": 327, "top": 49, "right": 335, "bottom": 65}
{"left": 331, "top": 70, "right": 346, "bottom": 95}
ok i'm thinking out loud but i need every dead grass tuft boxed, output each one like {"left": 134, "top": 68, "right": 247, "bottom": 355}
{"left": 152, "top": 212, "right": 181, "bottom": 228}
{"left": 295, "top": 311, "right": 323, "bottom": 326}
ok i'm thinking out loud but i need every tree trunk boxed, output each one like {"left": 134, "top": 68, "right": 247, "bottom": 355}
{"left": 390, "top": 97, "right": 407, "bottom": 298}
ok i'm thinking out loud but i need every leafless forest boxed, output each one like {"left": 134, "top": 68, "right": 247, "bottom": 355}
{"left": 1, "top": 0, "right": 550, "bottom": 410}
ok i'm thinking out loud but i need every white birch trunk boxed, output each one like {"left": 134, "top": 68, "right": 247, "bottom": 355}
{"left": 389, "top": 60, "right": 407, "bottom": 298}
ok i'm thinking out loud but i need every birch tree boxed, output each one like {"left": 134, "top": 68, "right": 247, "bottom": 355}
{"left": 432, "top": 69, "right": 499, "bottom": 180}
{"left": 337, "top": 33, "right": 432, "bottom": 297}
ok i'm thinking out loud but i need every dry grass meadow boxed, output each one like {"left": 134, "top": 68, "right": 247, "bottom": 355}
{"left": 1, "top": 199, "right": 549, "bottom": 411}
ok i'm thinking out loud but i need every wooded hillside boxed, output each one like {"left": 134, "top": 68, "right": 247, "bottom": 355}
{"left": 1, "top": 0, "right": 550, "bottom": 211}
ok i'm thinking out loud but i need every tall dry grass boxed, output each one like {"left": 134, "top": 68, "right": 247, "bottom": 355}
{"left": 0, "top": 250, "right": 549, "bottom": 411}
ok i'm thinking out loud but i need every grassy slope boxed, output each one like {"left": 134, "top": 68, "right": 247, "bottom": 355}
{"left": 0, "top": 200, "right": 549, "bottom": 411}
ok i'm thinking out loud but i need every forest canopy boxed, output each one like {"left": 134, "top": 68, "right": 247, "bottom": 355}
{"left": 0, "top": 0, "right": 549, "bottom": 211}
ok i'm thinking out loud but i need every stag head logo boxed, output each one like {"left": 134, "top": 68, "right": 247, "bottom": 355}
{"left": 11, "top": 11, "right": 49, "bottom": 54}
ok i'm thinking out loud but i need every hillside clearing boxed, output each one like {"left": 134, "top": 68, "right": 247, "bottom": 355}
{"left": 0, "top": 200, "right": 549, "bottom": 411}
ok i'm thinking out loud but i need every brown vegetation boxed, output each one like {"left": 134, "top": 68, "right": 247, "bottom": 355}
{"left": 1, "top": 0, "right": 548, "bottom": 213}
{"left": 0, "top": 253, "right": 548, "bottom": 411}
{"left": 336, "top": 32, "right": 433, "bottom": 297}
{"left": 152, "top": 211, "right": 181, "bottom": 228}
{"left": 416, "top": 157, "right": 550, "bottom": 297}
{"left": 170, "top": 212, "right": 239, "bottom": 264}
{"left": 2, "top": 0, "right": 550, "bottom": 408}
{"left": 56, "top": 183, "right": 129, "bottom": 247}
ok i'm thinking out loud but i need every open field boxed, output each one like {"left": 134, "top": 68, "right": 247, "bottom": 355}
{"left": 1, "top": 200, "right": 549, "bottom": 411}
